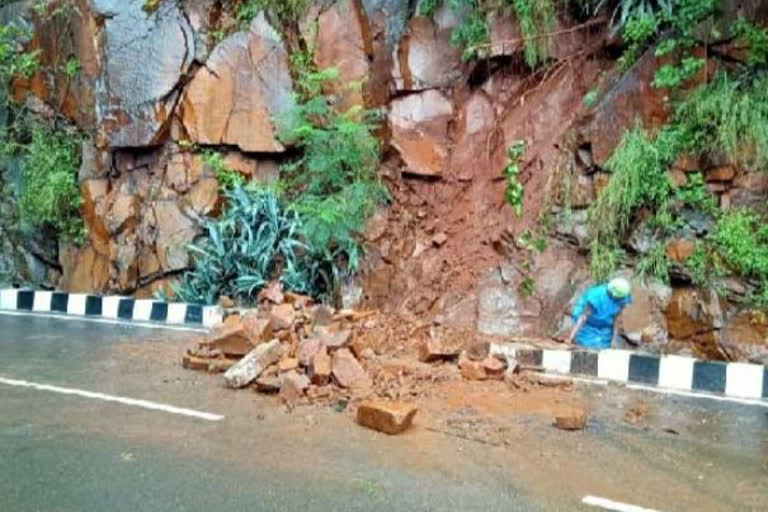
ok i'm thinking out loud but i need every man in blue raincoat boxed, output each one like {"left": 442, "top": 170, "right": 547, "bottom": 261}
{"left": 567, "top": 278, "right": 633, "bottom": 349}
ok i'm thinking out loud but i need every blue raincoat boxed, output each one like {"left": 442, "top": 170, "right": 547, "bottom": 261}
{"left": 571, "top": 284, "right": 632, "bottom": 349}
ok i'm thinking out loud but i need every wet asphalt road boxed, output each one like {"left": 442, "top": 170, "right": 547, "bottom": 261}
{"left": 0, "top": 313, "right": 766, "bottom": 511}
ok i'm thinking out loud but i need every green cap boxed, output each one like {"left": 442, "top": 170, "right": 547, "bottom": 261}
{"left": 608, "top": 278, "right": 631, "bottom": 299}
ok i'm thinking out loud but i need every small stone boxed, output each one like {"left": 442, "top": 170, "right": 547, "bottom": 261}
{"left": 673, "top": 154, "right": 700, "bottom": 172}
{"left": 298, "top": 337, "right": 324, "bottom": 367}
{"left": 310, "top": 305, "right": 334, "bottom": 326}
{"left": 242, "top": 314, "right": 273, "bottom": 344}
{"left": 706, "top": 165, "right": 735, "bottom": 182}
{"left": 310, "top": 348, "right": 332, "bottom": 386}
{"left": 279, "top": 357, "right": 299, "bottom": 373}
{"left": 280, "top": 370, "right": 310, "bottom": 404}
{"left": 316, "top": 327, "right": 352, "bottom": 350}
{"left": 218, "top": 295, "right": 235, "bottom": 308}
{"left": 332, "top": 348, "right": 371, "bottom": 388}
{"left": 223, "top": 340, "right": 283, "bottom": 389}
{"left": 418, "top": 338, "right": 460, "bottom": 362}
{"left": 360, "top": 348, "right": 376, "bottom": 360}
{"left": 459, "top": 352, "right": 487, "bottom": 381}
{"left": 356, "top": 400, "right": 418, "bottom": 435}
{"left": 255, "top": 375, "right": 282, "bottom": 393}
{"left": 182, "top": 355, "right": 209, "bottom": 371}
{"left": 207, "top": 359, "right": 236, "bottom": 373}
{"left": 270, "top": 303, "right": 296, "bottom": 331}
{"left": 259, "top": 281, "right": 285, "bottom": 304}
{"left": 432, "top": 232, "right": 448, "bottom": 246}
{"left": 554, "top": 407, "right": 588, "bottom": 431}
{"left": 481, "top": 355, "right": 507, "bottom": 379}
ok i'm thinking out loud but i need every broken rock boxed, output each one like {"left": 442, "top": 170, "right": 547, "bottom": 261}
{"left": 280, "top": 370, "right": 310, "bottom": 404}
{"left": 459, "top": 352, "right": 487, "bottom": 381}
{"left": 224, "top": 339, "right": 283, "bottom": 389}
{"left": 200, "top": 323, "right": 253, "bottom": 357}
{"left": 182, "top": 354, "right": 210, "bottom": 371}
{"left": 554, "top": 407, "right": 588, "bottom": 431}
{"left": 279, "top": 357, "right": 300, "bottom": 373}
{"left": 332, "top": 348, "right": 371, "bottom": 388}
{"left": 418, "top": 338, "right": 460, "bottom": 362}
{"left": 242, "top": 313, "right": 274, "bottom": 344}
{"left": 270, "top": 303, "right": 296, "bottom": 331}
{"left": 311, "top": 348, "right": 332, "bottom": 386}
{"left": 316, "top": 327, "right": 352, "bottom": 350}
{"left": 481, "top": 355, "right": 507, "bottom": 379}
{"left": 356, "top": 400, "right": 418, "bottom": 435}
{"left": 255, "top": 375, "right": 281, "bottom": 393}
{"left": 259, "top": 281, "right": 285, "bottom": 304}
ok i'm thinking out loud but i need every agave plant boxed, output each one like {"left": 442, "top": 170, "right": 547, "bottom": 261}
{"left": 585, "top": 0, "right": 673, "bottom": 34}
{"left": 173, "top": 184, "right": 346, "bottom": 305}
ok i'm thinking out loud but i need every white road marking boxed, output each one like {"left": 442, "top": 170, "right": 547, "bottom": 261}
{"left": 0, "top": 377, "right": 224, "bottom": 421}
{"left": 582, "top": 495, "right": 663, "bottom": 512}
{"left": 0, "top": 310, "right": 207, "bottom": 333}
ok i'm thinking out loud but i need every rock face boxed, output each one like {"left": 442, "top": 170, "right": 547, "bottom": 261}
{"left": 312, "top": 0, "right": 373, "bottom": 110}
{"left": 181, "top": 13, "right": 294, "bottom": 152}
{"left": 389, "top": 90, "right": 454, "bottom": 177}
{"left": 720, "top": 311, "right": 768, "bottom": 365}
{"left": 94, "top": 0, "right": 195, "bottom": 148}
{"left": 392, "top": 15, "right": 463, "bottom": 91}
{"left": 665, "top": 288, "right": 725, "bottom": 359}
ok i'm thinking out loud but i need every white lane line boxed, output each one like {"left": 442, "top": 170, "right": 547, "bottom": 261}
{"left": 0, "top": 310, "right": 208, "bottom": 333}
{"left": 582, "top": 495, "right": 663, "bottom": 512}
{"left": 0, "top": 377, "right": 224, "bottom": 422}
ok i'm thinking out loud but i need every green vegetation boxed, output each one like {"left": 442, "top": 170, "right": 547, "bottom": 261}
{"left": 174, "top": 185, "right": 339, "bottom": 304}
{"left": 177, "top": 64, "right": 386, "bottom": 304}
{"left": 635, "top": 243, "right": 669, "bottom": 283}
{"left": 201, "top": 151, "right": 245, "bottom": 192}
{"left": 503, "top": 140, "right": 526, "bottom": 216}
{"left": 15, "top": 122, "right": 84, "bottom": 243}
{"left": 418, "top": 0, "right": 556, "bottom": 66}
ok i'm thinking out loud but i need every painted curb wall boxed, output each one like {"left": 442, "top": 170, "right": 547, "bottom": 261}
{"left": 491, "top": 343, "right": 768, "bottom": 401}
{"left": 0, "top": 288, "right": 223, "bottom": 328}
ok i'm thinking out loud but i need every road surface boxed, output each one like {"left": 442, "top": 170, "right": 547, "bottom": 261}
{"left": 0, "top": 313, "right": 766, "bottom": 511}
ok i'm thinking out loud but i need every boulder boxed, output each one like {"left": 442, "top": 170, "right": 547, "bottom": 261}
{"left": 389, "top": 89, "right": 454, "bottom": 177}
{"left": 619, "top": 281, "right": 671, "bottom": 348}
{"left": 332, "top": 348, "right": 371, "bottom": 388}
{"left": 269, "top": 304, "right": 296, "bottom": 331}
{"left": 477, "top": 265, "right": 542, "bottom": 337}
{"left": 181, "top": 13, "right": 294, "bottom": 152}
{"left": 664, "top": 288, "right": 725, "bottom": 360}
{"left": 356, "top": 400, "right": 418, "bottom": 435}
{"left": 392, "top": 15, "right": 463, "bottom": 91}
{"left": 481, "top": 355, "right": 507, "bottom": 379}
{"left": 223, "top": 340, "right": 283, "bottom": 388}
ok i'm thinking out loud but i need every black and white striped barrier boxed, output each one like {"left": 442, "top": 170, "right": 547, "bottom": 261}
{"left": 492, "top": 344, "right": 768, "bottom": 401}
{"left": 0, "top": 288, "right": 222, "bottom": 328}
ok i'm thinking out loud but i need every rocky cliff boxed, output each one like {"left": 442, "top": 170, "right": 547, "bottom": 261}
{"left": 3, "top": 0, "right": 768, "bottom": 364}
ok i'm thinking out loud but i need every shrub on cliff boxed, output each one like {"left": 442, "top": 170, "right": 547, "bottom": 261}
{"left": 173, "top": 185, "right": 345, "bottom": 305}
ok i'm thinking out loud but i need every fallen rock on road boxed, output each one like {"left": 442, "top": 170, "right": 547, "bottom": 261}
{"left": 554, "top": 407, "right": 588, "bottom": 431}
{"left": 224, "top": 339, "right": 283, "bottom": 388}
{"left": 356, "top": 400, "right": 418, "bottom": 435}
